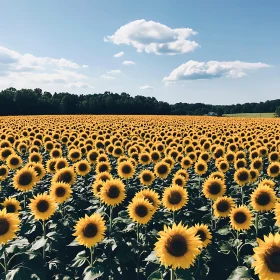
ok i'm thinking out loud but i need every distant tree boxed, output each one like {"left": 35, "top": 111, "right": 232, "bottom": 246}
{"left": 275, "top": 106, "right": 280, "bottom": 117}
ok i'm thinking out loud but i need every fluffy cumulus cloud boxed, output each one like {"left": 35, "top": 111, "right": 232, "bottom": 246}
{"left": 0, "top": 45, "right": 90, "bottom": 89}
{"left": 101, "top": 75, "right": 115, "bottom": 80}
{"left": 140, "top": 85, "right": 153, "bottom": 90}
{"left": 105, "top": 19, "right": 199, "bottom": 55}
{"left": 122, "top": 60, "right": 135, "bottom": 65}
{"left": 163, "top": 60, "right": 270, "bottom": 84}
{"left": 113, "top": 52, "right": 124, "bottom": 58}
{"left": 107, "top": 69, "right": 121, "bottom": 74}
{"left": 65, "top": 82, "right": 94, "bottom": 89}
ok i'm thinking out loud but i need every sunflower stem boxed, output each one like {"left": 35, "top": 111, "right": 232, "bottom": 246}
{"left": 109, "top": 206, "right": 113, "bottom": 235}
{"left": 255, "top": 212, "right": 259, "bottom": 238}
{"left": 241, "top": 187, "right": 244, "bottom": 205}
{"left": 42, "top": 220, "right": 46, "bottom": 263}
{"left": 23, "top": 193, "right": 26, "bottom": 209}
{"left": 136, "top": 223, "right": 140, "bottom": 280}
{"left": 172, "top": 211, "right": 175, "bottom": 223}
{"left": 90, "top": 246, "right": 94, "bottom": 267}
{"left": 3, "top": 248, "right": 8, "bottom": 275}
{"left": 170, "top": 268, "right": 174, "bottom": 280}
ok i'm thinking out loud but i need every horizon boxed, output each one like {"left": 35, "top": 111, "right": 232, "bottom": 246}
{"left": 0, "top": 0, "right": 279, "bottom": 105}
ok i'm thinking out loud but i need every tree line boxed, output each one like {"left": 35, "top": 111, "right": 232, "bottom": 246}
{"left": 0, "top": 87, "right": 280, "bottom": 116}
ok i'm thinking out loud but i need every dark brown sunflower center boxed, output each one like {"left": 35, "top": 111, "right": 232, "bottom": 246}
{"left": 99, "top": 164, "right": 108, "bottom": 172}
{"left": 55, "top": 186, "right": 66, "bottom": 197}
{"left": 142, "top": 173, "right": 152, "bottom": 182}
{"left": 31, "top": 155, "right": 40, "bottom": 162}
{"left": 151, "top": 153, "right": 160, "bottom": 161}
{"left": 238, "top": 171, "right": 249, "bottom": 182}
{"left": 121, "top": 165, "right": 132, "bottom": 174}
{"left": 197, "top": 164, "right": 205, "bottom": 171}
{"left": 52, "top": 151, "right": 60, "bottom": 157}
{"left": 37, "top": 200, "right": 49, "bottom": 212}
{"left": 250, "top": 171, "right": 257, "bottom": 179}
{"left": 50, "top": 162, "right": 56, "bottom": 171}
{"left": 227, "top": 155, "right": 234, "bottom": 161}
{"left": 2, "top": 150, "right": 11, "bottom": 158}
{"left": 208, "top": 183, "right": 221, "bottom": 195}
{"left": 270, "top": 165, "right": 280, "bottom": 174}
{"left": 19, "top": 172, "right": 33, "bottom": 186}
{"left": 6, "top": 204, "right": 16, "bottom": 213}
{"left": 144, "top": 195, "right": 154, "bottom": 206}
{"left": 201, "top": 154, "right": 209, "bottom": 161}
{"left": 168, "top": 191, "right": 182, "bottom": 205}
{"left": 220, "top": 163, "right": 227, "bottom": 169}
{"left": 114, "top": 148, "right": 122, "bottom": 155}
{"left": 10, "top": 158, "right": 19, "bottom": 166}
{"left": 46, "top": 144, "right": 53, "bottom": 150}
{"left": 141, "top": 155, "right": 149, "bottom": 162}
{"left": 107, "top": 186, "right": 120, "bottom": 198}
{"left": 96, "top": 184, "right": 102, "bottom": 192}
{"left": 265, "top": 247, "right": 280, "bottom": 273}
{"left": 233, "top": 211, "right": 247, "bottom": 224}
{"left": 100, "top": 175, "right": 109, "bottom": 181}
{"left": 0, "top": 218, "right": 10, "bottom": 235}
{"left": 71, "top": 152, "right": 80, "bottom": 159}
{"left": 83, "top": 223, "right": 98, "bottom": 238}
{"left": 237, "top": 161, "right": 245, "bottom": 168}
{"left": 216, "top": 200, "right": 230, "bottom": 212}
{"left": 256, "top": 192, "right": 271, "bottom": 206}
{"left": 157, "top": 164, "right": 168, "bottom": 175}
{"left": 58, "top": 172, "right": 72, "bottom": 183}
{"left": 175, "top": 178, "right": 183, "bottom": 186}
{"left": 183, "top": 160, "right": 191, "bottom": 166}
{"left": 57, "top": 162, "right": 66, "bottom": 169}
{"left": 0, "top": 168, "right": 7, "bottom": 176}
{"left": 89, "top": 152, "right": 98, "bottom": 161}
{"left": 135, "top": 205, "right": 148, "bottom": 217}
{"left": 78, "top": 163, "right": 87, "bottom": 172}
{"left": 196, "top": 230, "right": 206, "bottom": 241}
{"left": 253, "top": 161, "right": 261, "bottom": 169}
{"left": 165, "top": 234, "right": 188, "bottom": 257}
{"left": 271, "top": 154, "right": 279, "bottom": 161}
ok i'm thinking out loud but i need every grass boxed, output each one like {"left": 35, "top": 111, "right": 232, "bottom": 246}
{"left": 223, "top": 112, "right": 275, "bottom": 118}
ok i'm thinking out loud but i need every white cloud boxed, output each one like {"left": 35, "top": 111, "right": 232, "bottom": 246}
{"left": 163, "top": 60, "right": 270, "bottom": 84}
{"left": 105, "top": 19, "right": 199, "bottom": 55}
{"left": 113, "top": 52, "right": 124, "bottom": 58}
{"left": 0, "top": 45, "right": 90, "bottom": 89}
{"left": 107, "top": 69, "right": 121, "bottom": 74}
{"left": 101, "top": 75, "right": 115, "bottom": 79}
{"left": 65, "top": 82, "right": 94, "bottom": 89}
{"left": 82, "top": 64, "right": 89, "bottom": 68}
{"left": 123, "top": 60, "right": 135, "bottom": 65}
{"left": 140, "top": 85, "right": 153, "bottom": 90}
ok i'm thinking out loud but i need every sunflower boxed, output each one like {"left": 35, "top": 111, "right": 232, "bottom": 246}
{"left": 87, "top": 149, "right": 99, "bottom": 164}
{"left": 75, "top": 160, "right": 91, "bottom": 176}
{"left": 251, "top": 157, "right": 263, "bottom": 171}
{"left": 95, "top": 172, "right": 113, "bottom": 182}
{"left": 128, "top": 197, "right": 154, "bottom": 224}
{"left": 27, "top": 163, "right": 46, "bottom": 181}
{"left": 68, "top": 148, "right": 82, "bottom": 162}
{"left": 150, "top": 151, "right": 161, "bottom": 163}
{"left": 95, "top": 162, "right": 111, "bottom": 174}
{"left": 139, "top": 152, "right": 151, "bottom": 165}
{"left": 194, "top": 160, "right": 208, "bottom": 176}
{"left": 73, "top": 213, "right": 106, "bottom": 248}
{"left": 202, "top": 178, "right": 226, "bottom": 200}
{"left": 218, "top": 160, "right": 229, "bottom": 173}
{"left": 267, "top": 162, "right": 280, "bottom": 178}
{"left": 28, "top": 152, "right": 42, "bottom": 163}
{"left": 234, "top": 168, "right": 250, "bottom": 186}
{"left": 1, "top": 197, "right": 21, "bottom": 214}
{"left": 29, "top": 193, "right": 57, "bottom": 220}
{"left": 112, "top": 146, "right": 124, "bottom": 158}
{"left": 13, "top": 167, "right": 38, "bottom": 192}
{"left": 0, "top": 209, "right": 20, "bottom": 244}
{"left": 229, "top": 206, "right": 252, "bottom": 231}
{"left": 0, "top": 147, "right": 14, "bottom": 161}
{"left": 192, "top": 224, "right": 212, "bottom": 248}
{"left": 234, "top": 158, "right": 247, "bottom": 170}
{"left": 52, "top": 167, "right": 76, "bottom": 185}
{"left": 54, "top": 157, "right": 69, "bottom": 171}
{"left": 154, "top": 223, "right": 201, "bottom": 269}
{"left": 251, "top": 185, "right": 276, "bottom": 212}
{"left": 180, "top": 156, "right": 193, "bottom": 169}
{"left": 259, "top": 179, "right": 275, "bottom": 189}
{"left": 50, "top": 148, "right": 62, "bottom": 159}
{"left": 100, "top": 179, "right": 126, "bottom": 206}
{"left": 139, "top": 170, "right": 155, "bottom": 186}
{"left": 249, "top": 168, "right": 259, "bottom": 183}
{"left": 162, "top": 185, "right": 188, "bottom": 212}
{"left": 208, "top": 171, "right": 225, "bottom": 181}
{"left": 213, "top": 196, "right": 235, "bottom": 218}
{"left": 50, "top": 182, "right": 72, "bottom": 203}
{"left": 274, "top": 203, "right": 280, "bottom": 227}
{"left": 0, "top": 165, "right": 9, "bottom": 181}
{"left": 252, "top": 233, "right": 280, "bottom": 280}
{"left": 118, "top": 161, "right": 135, "bottom": 179}
{"left": 175, "top": 169, "right": 189, "bottom": 182}
{"left": 172, "top": 174, "right": 187, "bottom": 188}
{"left": 46, "top": 158, "right": 57, "bottom": 174}
{"left": 154, "top": 161, "right": 170, "bottom": 179}
{"left": 92, "top": 180, "right": 104, "bottom": 198}
{"left": 6, "top": 154, "right": 22, "bottom": 169}
{"left": 134, "top": 189, "right": 160, "bottom": 213}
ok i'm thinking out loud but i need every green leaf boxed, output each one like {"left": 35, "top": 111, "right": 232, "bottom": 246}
{"left": 218, "top": 242, "right": 231, "bottom": 255}
{"left": 71, "top": 250, "right": 88, "bottom": 268}
{"left": 31, "top": 237, "right": 47, "bottom": 251}
{"left": 216, "top": 227, "right": 231, "bottom": 236}
{"left": 147, "top": 270, "right": 162, "bottom": 280}
{"left": 145, "top": 251, "right": 159, "bottom": 263}
{"left": 6, "top": 238, "right": 29, "bottom": 254}
{"left": 6, "top": 267, "right": 41, "bottom": 280}
{"left": 228, "top": 266, "right": 251, "bottom": 280}
{"left": 67, "top": 239, "right": 80, "bottom": 247}
{"left": 83, "top": 265, "right": 104, "bottom": 280}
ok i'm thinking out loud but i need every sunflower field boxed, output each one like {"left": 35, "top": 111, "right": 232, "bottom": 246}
{"left": 1, "top": 115, "right": 280, "bottom": 280}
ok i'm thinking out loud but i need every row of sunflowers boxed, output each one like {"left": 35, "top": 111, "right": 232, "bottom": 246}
{"left": 0, "top": 115, "right": 280, "bottom": 279}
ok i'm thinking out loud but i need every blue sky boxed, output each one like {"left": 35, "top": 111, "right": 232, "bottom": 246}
{"left": 0, "top": 0, "right": 279, "bottom": 105}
